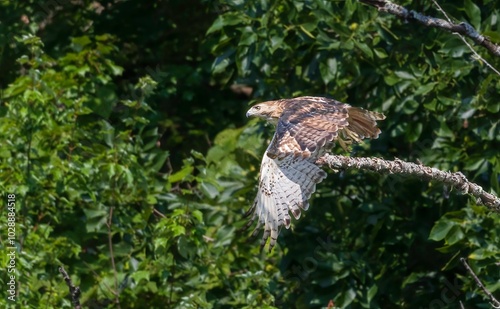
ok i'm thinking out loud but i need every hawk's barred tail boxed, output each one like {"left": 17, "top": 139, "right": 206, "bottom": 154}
{"left": 339, "top": 107, "right": 385, "bottom": 146}
{"left": 347, "top": 107, "right": 385, "bottom": 139}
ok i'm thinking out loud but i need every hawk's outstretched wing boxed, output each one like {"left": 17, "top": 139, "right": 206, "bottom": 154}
{"left": 243, "top": 147, "right": 327, "bottom": 251}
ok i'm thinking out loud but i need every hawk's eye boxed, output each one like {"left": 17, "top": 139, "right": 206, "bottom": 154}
{"left": 254, "top": 106, "right": 261, "bottom": 111}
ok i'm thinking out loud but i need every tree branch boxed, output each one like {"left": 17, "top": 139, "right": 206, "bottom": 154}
{"left": 106, "top": 206, "right": 121, "bottom": 308}
{"left": 429, "top": 0, "right": 500, "bottom": 76}
{"left": 359, "top": 0, "right": 500, "bottom": 57}
{"left": 59, "top": 266, "right": 82, "bottom": 309}
{"left": 460, "top": 258, "right": 500, "bottom": 308}
{"left": 317, "top": 154, "right": 500, "bottom": 212}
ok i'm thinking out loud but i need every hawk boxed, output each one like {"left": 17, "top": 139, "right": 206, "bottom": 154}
{"left": 244, "top": 96, "right": 385, "bottom": 251}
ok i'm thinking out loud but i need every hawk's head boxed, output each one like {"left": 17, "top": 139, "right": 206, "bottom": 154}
{"left": 246, "top": 100, "right": 283, "bottom": 125}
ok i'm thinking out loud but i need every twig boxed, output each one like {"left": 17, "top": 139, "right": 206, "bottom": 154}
{"left": 82, "top": 260, "right": 115, "bottom": 296}
{"left": 317, "top": 154, "right": 500, "bottom": 212}
{"left": 359, "top": 0, "right": 500, "bottom": 58}
{"left": 107, "top": 206, "right": 121, "bottom": 308}
{"left": 169, "top": 258, "right": 175, "bottom": 307}
{"left": 460, "top": 258, "right": 500, "bottom": 308}
{"left": 153, "top": 207, "right": 166, "bottom": 218}
{"left": 430, "top": 0, "right": 500, "bottom": 76}
{"left": 59, "top": 266, "right": 82, "bottom": 309}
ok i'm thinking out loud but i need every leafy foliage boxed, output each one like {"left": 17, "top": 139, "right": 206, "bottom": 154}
{"left": 0, "top": 0, "right": 499, "bottom": 308}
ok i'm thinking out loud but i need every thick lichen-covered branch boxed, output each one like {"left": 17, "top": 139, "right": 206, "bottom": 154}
{"left": 317, "top": 154, "right": 500, "bottom": 212}
{"left": 359, "top": 0, "right": 500, "bottom": 57}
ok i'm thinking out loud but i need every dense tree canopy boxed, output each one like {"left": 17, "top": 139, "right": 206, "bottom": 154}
{"left": 0, "top": 0, "right": 499, "bottom": 308}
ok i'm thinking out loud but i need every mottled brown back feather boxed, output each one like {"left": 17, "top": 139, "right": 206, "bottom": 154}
{"left": 267, "top": 98, "right": 350, "bottom": 158}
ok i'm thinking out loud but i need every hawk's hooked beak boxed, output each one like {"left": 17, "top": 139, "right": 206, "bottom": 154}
{"left": 246, "top": 105, "right": 261, "bottom": 118}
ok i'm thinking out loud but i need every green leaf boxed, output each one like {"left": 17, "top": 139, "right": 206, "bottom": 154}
{"left": 177, "top": 235, "right": 189, "bottom": 258}
{"left": 374, "top": 48, "right": 388, "bottom": 59}
{"left": 191, "top": 210, "right": 203, "bottom": 223}
{"left": 367, "top": 284, "right": 378, "bottom": 303}
{"left": 464, "top": 0, "right": 481, "bottom": 29}
{"left": 469, "top": 248, "right": 497, "bottom": 260}
{"left": 414, "top": 82, "right": 437, "bottom": 96}
{"left": 394, "top": 71, "right": 415, "bottom": 80}
{"left": 384, "top": 73, "right": 400, "bottom": 86}
{"left": 150, "top": 151, "right": 169, "bottom": 172}
{"left": 269, "top": 35, "right": 284, "bottom": 53}
{"left": 319, "top": 58, "right": 337, "bottom": 84}
{"left": 200, "top": 181, "right": 219, "bottom": 199}
{"left": 353, "top": 40, "right": 373, "bottom": 59}
{"left": 405, "top": 122, "right": 422, "bottom": 142}
{"left": 131, "top": 270, "right": 150, "bottom": 283}
{"left": 240, "top": 27, "right": 258, "bottom": 46}
{"left": 71, "top": 36, "right": 92, "bottom": 50}
{"left": 435, "top": 122, "right": 455, "bottom": 138}
{"left": 208, "top": 12, "right": 248, "bottom": 35}
{"left": 168, "top": 165, "right": 194, "bottom": 183}
{"left": 429, "top": 219, "right": 454, "bottom": 241}
{"left": 464, "top": 158, "right": 486, "bottom": 171}
{"left": 445, "top": 225, "right": 464, "bottom": 245}
{"left": 171, "top": 225, "right": 186, "bottom": 237}
{"left": 336, "top": 288, "right": 356, "bottom": 307}
{"left": 147, "top": 195, "right": 157, "bottom": 204}
{"left": 207, "top": 16, "right": 224, "bottom": 34}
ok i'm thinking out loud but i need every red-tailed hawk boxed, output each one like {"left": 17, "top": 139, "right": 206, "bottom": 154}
{"left": 244, "top": 96, "right": 385, "bottom": 251}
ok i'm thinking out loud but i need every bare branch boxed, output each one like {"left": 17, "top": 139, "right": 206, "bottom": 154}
{"left": 107, "top": 206, "right": 121, "bottom": 308}
{"left": 430, "top": 0, "right": 500, "bottom": 76}
{"left": 59, "top": 266, "right": 82, "bottom": 309}
{"left": 359, "top": 0, "right": 500, "bottom": 58}
{"left": 317, "top": 154, "right": 500, "bottom": 212}
{"left": 460, "top": 258, "right": 500, "bottom": 307}
{"left": 153, "top": 207, "right": 166, "bottom": 218}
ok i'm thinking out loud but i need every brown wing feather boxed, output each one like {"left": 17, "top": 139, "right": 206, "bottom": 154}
{"left": 267, "top": 99, "right": 350, "bottom": 159}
